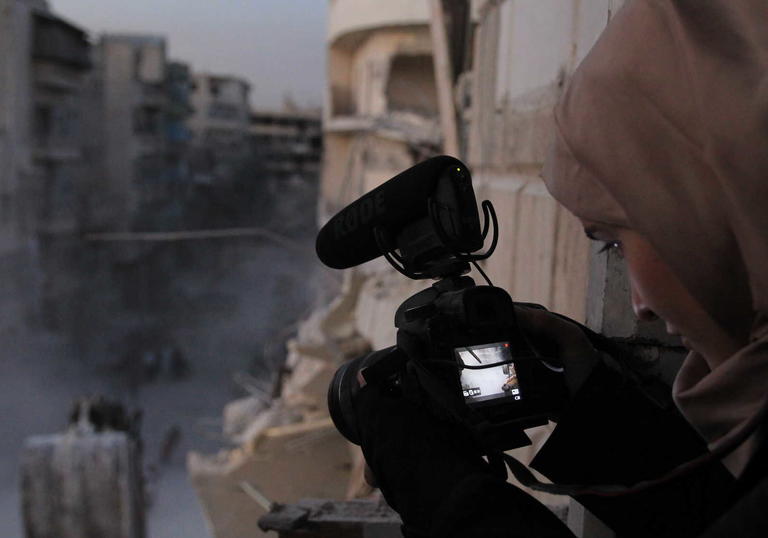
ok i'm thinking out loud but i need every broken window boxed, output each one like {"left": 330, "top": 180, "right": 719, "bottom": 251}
{"left": 385, "top": 54, "right": 438, "bottom": 117}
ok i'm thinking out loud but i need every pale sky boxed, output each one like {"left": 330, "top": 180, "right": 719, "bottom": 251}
{"left": 50, "top": 0, "right": 327, "bottom": 110}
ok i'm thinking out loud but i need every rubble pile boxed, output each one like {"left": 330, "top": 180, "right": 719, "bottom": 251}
{"left": 188, "top": 272, "right": 376, "bottom": 538}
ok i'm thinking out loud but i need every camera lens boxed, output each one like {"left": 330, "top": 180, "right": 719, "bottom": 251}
{"left": 327, "top": 353, "right": 368, "bottom": 445}
{"left": 328, "top": 347, "right": 406, "bottom": 446}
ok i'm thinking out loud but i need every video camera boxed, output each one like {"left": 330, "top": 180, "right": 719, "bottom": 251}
{"left": 317, "top": 156, "right": 566, "bottom": 452}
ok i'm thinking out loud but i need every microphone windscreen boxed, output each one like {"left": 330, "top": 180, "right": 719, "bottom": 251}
{"left": 316, "top": 155, "right": 466, "bottom": 269}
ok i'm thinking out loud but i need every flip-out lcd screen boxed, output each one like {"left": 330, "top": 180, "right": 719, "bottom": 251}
{"left": 455, "top": 342, "right": 522, "bottom": 404}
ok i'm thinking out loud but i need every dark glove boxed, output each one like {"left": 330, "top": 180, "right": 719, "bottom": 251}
{"left": 356, "top": 368, "right": 576, "bottom": 537}
{"left": 355, "top": 356, "right": 496, "bottom": 536}
{"left": 356, "top": 330, "right": 576, "bottom": 537}
{"left": 513, "top": 303, "right": 604, "bottom": 397}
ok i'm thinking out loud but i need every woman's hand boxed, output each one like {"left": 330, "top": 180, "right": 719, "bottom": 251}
{"left": 513, "top": 304, "right": 604, "bottom": 396}
{"left": 354, "top": 365, "right": 494, "bottom": 536}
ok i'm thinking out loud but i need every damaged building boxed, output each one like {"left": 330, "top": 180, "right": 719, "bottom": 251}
{"left": 188, "top": 74, "right": 252, "bottom": 184}
{"left": 93, "top": 34, "right": 194, "bottom": 230}
{"left": 322, "top": 0, "right": 440, "bottom": 219}
{"left": 248, "top": 110, "right": 321, "bottom": 181}
{"left": 0, "top": 0, "right": 94, "bottom": 335}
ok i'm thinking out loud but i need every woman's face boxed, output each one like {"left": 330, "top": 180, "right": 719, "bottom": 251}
{"left": 581, "top": 219, "right": 741, "bottom": 362}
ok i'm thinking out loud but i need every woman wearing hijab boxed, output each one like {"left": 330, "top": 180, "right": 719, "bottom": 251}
{"left": 356, "top": 0, "right": 768, "bottom": 536}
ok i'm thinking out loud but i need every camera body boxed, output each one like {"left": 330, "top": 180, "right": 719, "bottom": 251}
{"left": 328, "top": 275, "right": 566, "bottom": 452}
{"left": 319, "top": 156, "right": 566, "bottom": 452}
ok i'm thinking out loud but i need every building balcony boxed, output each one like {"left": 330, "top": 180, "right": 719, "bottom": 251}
{"left": 328, "top": 0, "right": 430, "bottom": 45}
{"left": 325, "top": 113, "right": 440, "bottom": 146}
{"left": 32, "top": 12, "right": 90, "bottom": 70}
{"left": 32, "top": 143, "right": 82, "bottom": 163}
{"left": 33, "top": 63, "right": 85, "bottom": 92}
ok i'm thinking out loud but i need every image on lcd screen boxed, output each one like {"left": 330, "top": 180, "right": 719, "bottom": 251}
{"left": 455, "top": 342, "right": 521, "bottom": 404}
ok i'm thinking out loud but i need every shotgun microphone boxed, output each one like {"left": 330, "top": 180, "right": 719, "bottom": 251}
{"left": 315, "top": 155, "right": 489, "bottom": 278}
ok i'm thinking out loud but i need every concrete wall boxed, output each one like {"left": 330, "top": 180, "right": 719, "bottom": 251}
{"left": 0, "top": 0, "right": 51, "bottom": 339}
{"left": 32, "top": 38, "right": 91, "bottom": 234}
{"left": 188, "top": 74, "right": 250, "bottom": 138}
{"left": 0, "top": 0, "right": 105, "bottom": 342}
{"left": 459, "top": 4, "right": 687, "bottom": 535}
{"left": 99, "top": 36, "right": 168, "bottom": 227}
{"left": 462, "top": 0, "right": 626, "bottom": 322}
{"left": 136, "top": 42, "right": 164, "bottom": 84}
{"left": 328, "top": 0, "right": 429, "bottom": 44}
{"left": 0, "top": 0, "right": 36, "bottom": 247}
{"left": 29, "top": 13, "right": 95, "bottom": 332}
{"left": 187, "top": 73, "right": 251, "bottom": 182}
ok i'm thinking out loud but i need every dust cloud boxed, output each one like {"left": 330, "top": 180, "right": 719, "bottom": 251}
{"left": 1, "top": 176, "right": 325, "bottom": 537}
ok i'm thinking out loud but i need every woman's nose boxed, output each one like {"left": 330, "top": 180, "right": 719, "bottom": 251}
{"left": 631, "top": 283, "right": 658, "bottom": 322}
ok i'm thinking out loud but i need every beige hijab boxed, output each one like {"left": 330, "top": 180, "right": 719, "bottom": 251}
{"left": 541, "top": 0, "right": 768, "bottom": 477}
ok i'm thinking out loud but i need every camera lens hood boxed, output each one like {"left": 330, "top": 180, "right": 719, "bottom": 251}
{"left": 327, "top": 355, "right": 364, "bottom": 445}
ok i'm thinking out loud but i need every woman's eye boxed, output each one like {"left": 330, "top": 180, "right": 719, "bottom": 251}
{"left": 597, "top": 241, "right": 623, "bottom": 256}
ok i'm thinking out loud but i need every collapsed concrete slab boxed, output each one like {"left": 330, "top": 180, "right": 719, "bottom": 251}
{"left": 189, "top": 271, "right": 375, "bottom": 538}
{"left": 189, "top": 418, "right": 353, "bottom": 538}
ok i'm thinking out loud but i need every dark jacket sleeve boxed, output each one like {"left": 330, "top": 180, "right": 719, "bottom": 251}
{"left": 699, "top": 473, "right": 768, "bottom": 538}
{"left": 428, "top": 473, "right": 575, "bottom": 538}
{"left": 530, "top": 361, "right": 736, "bottom": 538}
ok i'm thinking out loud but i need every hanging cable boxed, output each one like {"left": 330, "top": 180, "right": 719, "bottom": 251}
{"left": 471, "top": 260, "right": 493, "bottom": 286}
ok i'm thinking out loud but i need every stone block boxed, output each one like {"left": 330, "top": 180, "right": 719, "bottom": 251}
{"left": 21, "top": 432, "right": 144, "bottom": 538}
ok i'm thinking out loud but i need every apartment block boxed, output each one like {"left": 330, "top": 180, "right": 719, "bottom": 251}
{"left": 0, "top": 0, "right": 95, "bottom": 332}
{"left": 248, "top": 110, "right": 321, "bottom": 179}
{"left": 188, "top": 73, "right": 251, "bottom": 183}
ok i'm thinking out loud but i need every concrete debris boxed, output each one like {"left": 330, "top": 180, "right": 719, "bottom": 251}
{"left": 22, "top": 431, "right": 145, "bottom": 538}
{"left": 188, "top": 417, "right": 352, "bottom": 538}
{"left": 189, "top": 270, "right": 375, "bottom": 537}
{"left": 223, "top": 396, "right": 273, "bottom": 441}
{"left": 259, "top": 499, "right": 401, "bottom": 537}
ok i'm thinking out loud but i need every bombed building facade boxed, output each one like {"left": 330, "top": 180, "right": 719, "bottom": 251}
{"left": 0, "top": 0, "right": 93, "bottom": 337}
{"left": 248, "top": 110, "right": 321, "bottom": 181}
{"left": 323, "top": 0, "right": 440, "bottom": 220}
{"left": 188, "top": 74, "right": 251, "bottom": 184}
